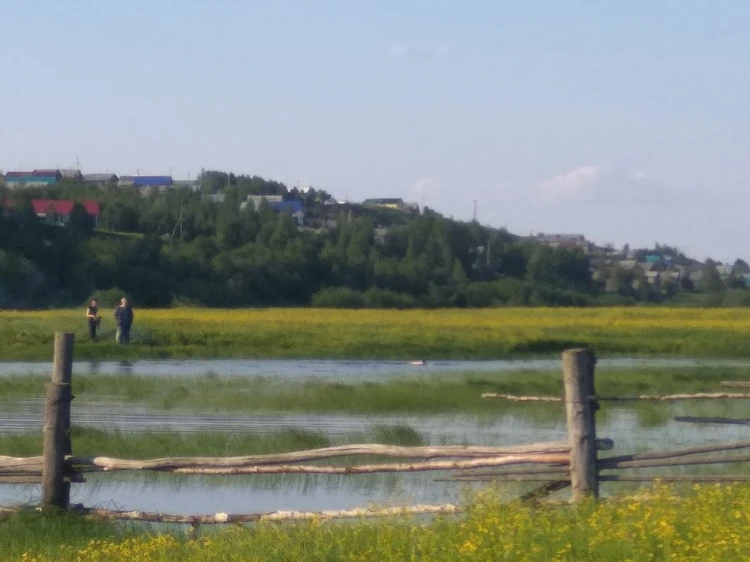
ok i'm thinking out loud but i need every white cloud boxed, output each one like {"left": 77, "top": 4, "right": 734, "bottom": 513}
{"left": 538, "top": 165, "right": 604, "bottom": 201}
{"left": 533, "top": 164, "right": 685, "bottom": 205}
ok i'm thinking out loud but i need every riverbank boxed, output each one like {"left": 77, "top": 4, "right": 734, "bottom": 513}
{"left": 4, "top": 307, "right": 750, "bottom": 361}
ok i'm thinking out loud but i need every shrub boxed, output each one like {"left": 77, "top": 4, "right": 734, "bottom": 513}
{"left": 86, "top": 288, "right": 130, "bottom": 308}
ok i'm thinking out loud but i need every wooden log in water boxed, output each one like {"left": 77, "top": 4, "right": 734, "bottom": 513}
{"left": 720, "top": 381, "right": 750, "bottom": 388}
{"left": 602, "top": 392, "right": 750, "bottom": 402}
{"left": 483, "top": 392, "right": 750, "bottom": 402}
{"left": 481, "top": 393, "right": 562, "bottom": 402}
{"left": 48, "top": 504, "right": 462, "bottom": 525}
{"left": 674, "top": 416, "right": 750, "bottom": 426}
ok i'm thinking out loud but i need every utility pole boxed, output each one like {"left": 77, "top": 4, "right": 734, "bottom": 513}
{"left": 473, "top": 199, "right": 477, "bottom": 222}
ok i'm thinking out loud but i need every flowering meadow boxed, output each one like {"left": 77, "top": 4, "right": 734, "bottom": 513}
{"left": 3, "top": 307, "right": 750, "bottom": 360}
{"left": 10, "top": 484, "right": 750, "bottom": 562}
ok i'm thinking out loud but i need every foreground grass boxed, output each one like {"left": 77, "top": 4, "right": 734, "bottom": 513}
{"left": 5, "top": 307, "right": 750, "bottom": 360}
{"left": 0, "top": 425, "right": 424, "bottom": 459}
{"left": 8, "top": 484, "right": 750, "bottom": 561}
{"left": 2, "top": 366, "right": 748, "bottom": 415}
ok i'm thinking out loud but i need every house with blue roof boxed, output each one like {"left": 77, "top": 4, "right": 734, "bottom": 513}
{"left": 117, "top": 175, "right": 173, "bottom": 193}
{"left": 239, "top": 195, "right": 305, "bottom": 225}
{"left": 134, "top": 176, "right": 173, "bottom": 189}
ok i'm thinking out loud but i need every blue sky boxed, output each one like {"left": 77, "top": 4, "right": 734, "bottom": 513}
{"left": 2, "top": 1, "right": 749, "bottom": 261}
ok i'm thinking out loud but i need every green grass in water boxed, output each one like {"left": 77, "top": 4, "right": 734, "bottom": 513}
{"left": 2, "top": 366, "right": 749, "bottom": 415}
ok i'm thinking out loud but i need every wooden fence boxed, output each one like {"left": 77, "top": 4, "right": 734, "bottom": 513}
{"left": 3, "top": 333, "right": 750, "bottom": 525}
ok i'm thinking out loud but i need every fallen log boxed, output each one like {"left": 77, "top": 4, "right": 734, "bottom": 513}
{"left": 63, "top": 442, "right": 581, "bottom": 472}
{"left": 63, "top": 504, "right": 462, "bottom": 525}
{"left": 601, "top": 392, "right": 750, "bottom": 402}
{"left": 483, "top": 392, "right": 750, "bottom": 402}
{"left": 720, "top": 381, "right": 750, "bottom": 388}
{"left": 674, "top": 416, "right": 750, "bottom": 426}
{"left": 481, "top": 393, "right": 562, "bottom": 402}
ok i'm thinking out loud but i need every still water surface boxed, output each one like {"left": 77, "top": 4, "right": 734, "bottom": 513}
{"left": 2, "top": 357, "right": 750, "bottom": 516}
{"left": 2, "top": 357, "right": 749, "bottom": 380}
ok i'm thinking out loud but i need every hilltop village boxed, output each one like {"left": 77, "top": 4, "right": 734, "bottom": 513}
{"left": 1, "top": 167, "right": 747, "bottom": 309}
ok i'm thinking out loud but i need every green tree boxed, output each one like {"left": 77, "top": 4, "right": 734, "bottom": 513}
{"left": 699, "top": 263, "right": 724, "bottom": 293}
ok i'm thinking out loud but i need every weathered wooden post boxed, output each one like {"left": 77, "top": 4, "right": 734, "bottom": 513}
{"left": 562, "top": 348, "right": 598, "bottom": 501}
{"left": 42, "top": 332, "right": 74, "bottom": 510}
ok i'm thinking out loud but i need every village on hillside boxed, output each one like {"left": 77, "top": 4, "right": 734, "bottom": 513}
{"left": 1, "top": 167, "right": 746, "bottom": 299}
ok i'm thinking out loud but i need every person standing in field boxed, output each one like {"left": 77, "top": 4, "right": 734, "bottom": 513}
{"left": 114, "top": 297, "right": 134, "bottom": 344}
{"left": 85, "top": 299, "right": 101, "bottom": 340}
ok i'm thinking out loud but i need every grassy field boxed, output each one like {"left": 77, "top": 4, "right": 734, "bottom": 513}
{"left": 7, "top": 484, "right": 750, "bottom": 561}
{"left": 3, "top": 307, "right": 750, "bottom": 360}
{"left": 1, "top": 366, "right": 747, "bottom": 415}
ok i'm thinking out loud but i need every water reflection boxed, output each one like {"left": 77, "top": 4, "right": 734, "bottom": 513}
{"left": 2, "top": 401, "right": 750, "bottom": 514}
{"left": 3, "top": 357, "right": 749, "bottom": 380}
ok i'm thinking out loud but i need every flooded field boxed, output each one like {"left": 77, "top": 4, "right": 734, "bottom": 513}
{"left": 3, "top": 400, "right": 750, "bottom": 514}
{"left": 2, "top": 358, "right": 750, "bottom": 516}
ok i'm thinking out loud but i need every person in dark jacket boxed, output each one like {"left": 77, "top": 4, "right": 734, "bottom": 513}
{"left": 114, "top": 298, "right": 134, "bottom": 344}
{"left": 85, "top": 299, "right": 101, "bottom": 340}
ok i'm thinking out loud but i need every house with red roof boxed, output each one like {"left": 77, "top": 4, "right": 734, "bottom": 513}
{"left": 30, "top": 199, "right": 100, "bottom": 227}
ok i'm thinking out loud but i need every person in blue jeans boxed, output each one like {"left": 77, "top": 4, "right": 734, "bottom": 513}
{"left": 114, "top": 298, "right": 134, "bottom": 344}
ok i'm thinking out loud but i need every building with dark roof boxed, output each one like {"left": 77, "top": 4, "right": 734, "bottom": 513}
{"left": 83, "top": 173, "right": 119, "bottom": 185}
{"left": 59, "top": 169, "right": 83, "bottom": 181}
{"left": 5, "top": 170, "right": 62, "bottom": 188}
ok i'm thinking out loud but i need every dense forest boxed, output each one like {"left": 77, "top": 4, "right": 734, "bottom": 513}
{"left": 0, "top": 170, "right": 747, "bottom": 309}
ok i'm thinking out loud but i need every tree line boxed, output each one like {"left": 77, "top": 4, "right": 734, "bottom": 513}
{"left": 0, "top": 171, "right": 747, "bottom": 308}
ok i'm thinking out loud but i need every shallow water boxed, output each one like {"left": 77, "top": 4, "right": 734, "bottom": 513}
{"left": 3, "top": 356, "right": 750, "bottom": 516}
{"left": 2, "top": 399, "right": 750, "bottom": 515}
{"left": 2, "top": 357, "right": 749, "bottom": 380}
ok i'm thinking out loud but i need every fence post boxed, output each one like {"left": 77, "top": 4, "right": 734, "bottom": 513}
{"left": 42, "top": 332, "right": 74, "bottom": 511}
{"left": 563, "top": 348, "right": 598, "bottom": 501}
